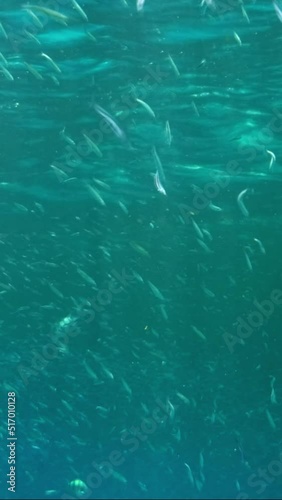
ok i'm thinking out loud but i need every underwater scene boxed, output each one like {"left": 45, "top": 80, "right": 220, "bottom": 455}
{"left": 0, "top": 0, "right": 282, "bottom": 498}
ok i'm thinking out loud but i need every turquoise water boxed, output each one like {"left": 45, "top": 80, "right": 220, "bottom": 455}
{"left": 0, "top": 0, "right": 282, "bottom": 498}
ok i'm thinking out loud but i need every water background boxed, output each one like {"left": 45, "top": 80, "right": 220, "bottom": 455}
{"left": 0, "top": 1, "right": 282, "bottom": 498}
